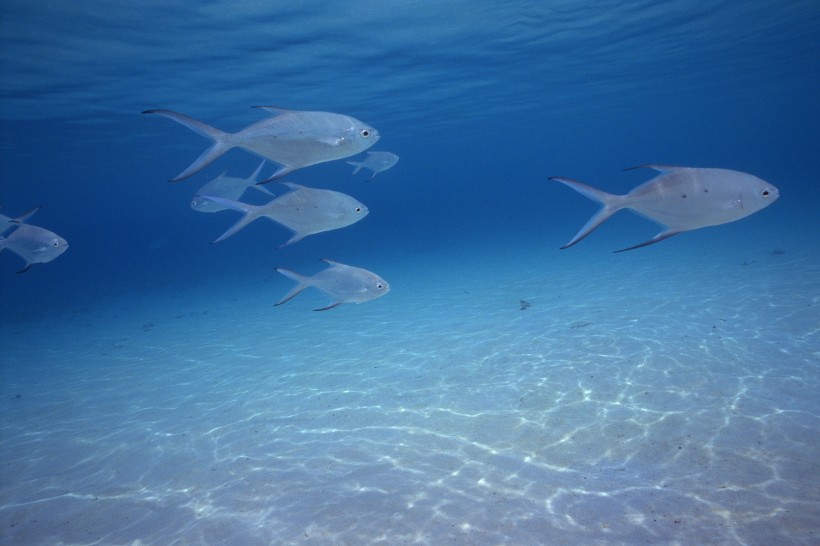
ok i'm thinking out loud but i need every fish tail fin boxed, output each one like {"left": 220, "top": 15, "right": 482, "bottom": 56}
{"left": 200, "top": 196, "right": 260, "bottom": 243}
{"left": 143, "top": 109, "right": 234, "bottom": 181}
{"left": 274, "top": 267, "right": 311, "bottom": 306}
{"left": 346, "top": 161, "right": 363, "bottom": 175}
{"left": 248, "top": 160, "right": 266, "bottom": 183}
{"left": 550, "top": 176, "right": 624, "bottom": 249}
{"left": 247, "top": 161, "right": 275, "bottom": 196}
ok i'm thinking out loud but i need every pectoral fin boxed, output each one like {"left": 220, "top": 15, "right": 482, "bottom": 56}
{"left": 346, "top": 160, "right": 364, "bottom": 175}
{"left": 319, "top": 137, "right": 344, "bottom": 147}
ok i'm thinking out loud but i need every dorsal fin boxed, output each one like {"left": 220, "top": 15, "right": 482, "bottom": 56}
{"left": 624, "top": 164, "right": 684, "bottom": 174}
{"left": 13, "top": 206, "right": 41, "bottom": 224}
{"left": 252, "top": 106, "right": 293, "bottom": 116}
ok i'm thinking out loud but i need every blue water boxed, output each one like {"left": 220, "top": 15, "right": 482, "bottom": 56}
{"left": 1, "top": 1, "right": 819, "bottom": 544}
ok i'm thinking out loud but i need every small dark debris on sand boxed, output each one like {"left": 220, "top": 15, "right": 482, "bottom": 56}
{"left": 519, "top": 300, "right": 531, "bottom": 311}
{"left": 772, "top": 248, "right": 785, "bottom": 255}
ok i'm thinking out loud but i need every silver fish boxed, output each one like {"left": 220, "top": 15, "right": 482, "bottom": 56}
{"left": 191, "top": 161, "right": 273, "bottom": 213}
{"left": 346, "top": 151, "right": 399, "bottom": 180}
{"left": 0, "top": 208, "right": 68, "bottom": 273}
{"left": 275, "top": 258, "right": 390, "bottom": 311}
{"left": 202, "top": 182, "right": 368, "bottom": 246}
{"left": 551, "top": 165, "right": 780, "bottom": 252}
{"left": 143, "top": 107, "right": 380, "bottom": 182}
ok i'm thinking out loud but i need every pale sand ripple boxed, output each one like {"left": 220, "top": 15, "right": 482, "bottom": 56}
{"left": 1, "top": 247, "right": 818, "bottom": 545}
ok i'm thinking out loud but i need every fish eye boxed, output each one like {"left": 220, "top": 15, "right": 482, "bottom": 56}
{"left": 761, "top": 190, "right": 771, "bottom": 198}
{"left": 376, "top": 283, "right": 384, "bottom": 289}
{"left": 355, "top": 207, "right": 362, "bottom": 213}
{"left": 52, "top": 240, "right": 59, "bottom": 247}
{"left": 360, "top": 129, "right": 370, "bottom": 138}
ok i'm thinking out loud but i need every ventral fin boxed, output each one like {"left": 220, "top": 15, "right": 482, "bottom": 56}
{"left": 613, "top": 230, "right": 682, "bottom": 253}
{"left": 258, "top": 165, "right": 295, "bottom": 184}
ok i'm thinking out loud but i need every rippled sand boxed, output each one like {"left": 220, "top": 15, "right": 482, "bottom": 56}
{"left": 1, "top": 245, "right": 818, "bottom": 545}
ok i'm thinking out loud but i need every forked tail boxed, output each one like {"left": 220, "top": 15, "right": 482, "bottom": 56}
{"left": 199, "top": 196, "right": 261, "bottom": 243}
{"left": 143, "top": 109, "right": 234, "bottom": 181}
{"left": 346, "top": 160, "right": 364, "bottom": 175}
{"left": 274, "top": 268, "right": 310, "bottom": 306}
{"left": 549, "top": 177, "right": 625, "bottom": 249}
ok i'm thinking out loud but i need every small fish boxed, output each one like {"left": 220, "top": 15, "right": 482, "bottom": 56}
{"left": 551, "top": 165, "right": 779, "bottom": 252}
{"left": 346, "top": 151, "right": 399, "bottom": 180}
{"left": 275, "top": 258, "right": 390, "bottom": 311}
{"left": 0, "top": 207, "right": 68, "bottom": 273}
{"left": 191, "top": 161, "right": 274, "bottom": 212}
{"left": 143, "top": 107, "right": 379, "bottom": 182}
{"left": 202, "top": 182, "right": 368, "bottom": 246}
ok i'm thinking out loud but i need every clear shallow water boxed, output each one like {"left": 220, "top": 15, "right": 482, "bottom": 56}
{"left": 1, "top": 1, "right": 819, "bottom": 545}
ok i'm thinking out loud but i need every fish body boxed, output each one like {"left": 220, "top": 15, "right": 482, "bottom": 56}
{"left": 191, "top": 161, "right": 273, "bottom": 212}
{"left": 144, "top": 107, "right": 379, "bottom": 182}
{"left": 551, "top": 165, "right": 779, "bottom": 251}
{"left": 275, "top": 258, "right": 390, "bottom": 311}
{"left": 346, "top": 151, "right": 399, "bottom": 180}
{"left": 0, "top": 221, "right": 68, "bottom": 272}
{"left": 202, "top": 182, "right": 368, "bottom": 246}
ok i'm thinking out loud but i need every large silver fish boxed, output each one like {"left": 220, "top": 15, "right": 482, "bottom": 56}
{"left": 190, "top": 160, "right": 273, "bottom": 213}
{"left": 202, "top": 182, "right": 368, "bottom": 246}
{"left": 275, "top": 258, "right": 390, "bottom": 311}
{"left": 0, "top": 207, "right": 68, "bottom": 272}
{"left": 143, "top": 107, "right": 380, "bottom": 182}
{"left": 551, "top": 165, "right": 780, "bottom": 252}
{"left": 346, "top": 151, "right": 399, "bottom": 180}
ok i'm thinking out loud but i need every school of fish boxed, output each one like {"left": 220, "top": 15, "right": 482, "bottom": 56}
{"left": 146, "top": 106, "right": 395, "bottom": 310}
{"left": 4, "top": 105, "right": 781, "bottom": 311}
